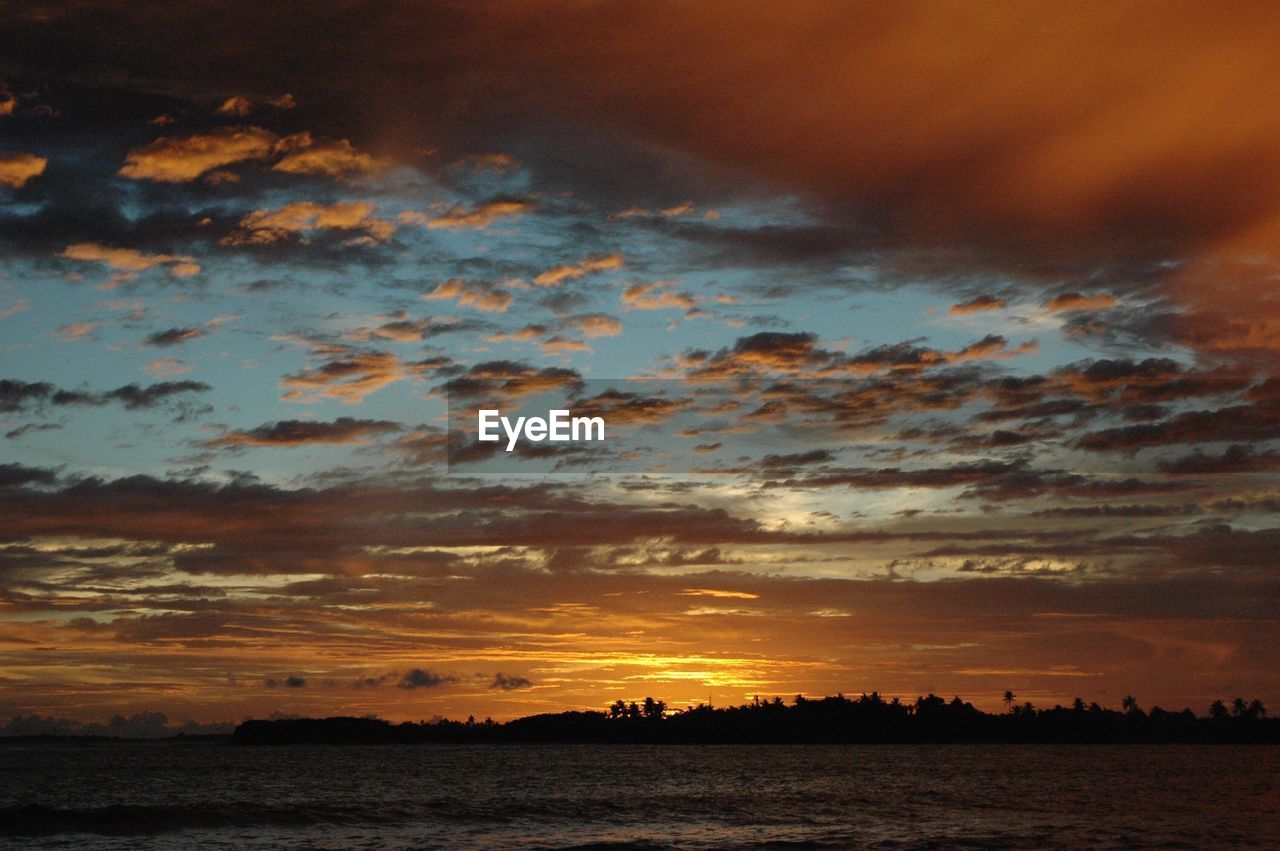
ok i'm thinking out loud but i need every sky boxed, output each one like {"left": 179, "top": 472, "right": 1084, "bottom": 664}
{"left": 1, "top": 0, "right": 1279, "bottom": 727}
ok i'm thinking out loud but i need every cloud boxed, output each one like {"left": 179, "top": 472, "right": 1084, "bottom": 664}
{"left": 564, "top": 313, "right": 622, "bottom": 337}
{"left": 143, "top": 358, "right": 192, "bottom": 377}
{"left": 621, "top": 282, "right": 699, "bottom": 311}
{"left": 392, "top": 426, "right": 448, "bottom": 466}
{"left": 489, "top": 672, "right": 532, "bottom": 691}
{"left": 279, "top": 343, "right": 404, "bottom": 404}
{"left": 10, "top": 2, "right": 1280, "bottom": 721}
{"left": 4, "top": 422, "right": 63, "bottom": 440}
{"left": 948, "top": 335, "right": 1038, "bottom": 364}
{"left": 61, "top": 243, "right": 200, "bottom": 279}
{"left": 54, "top": 321, "right": 97, "bottom": 341}
{"left": 0, "top": 462, "right": 59, "bottom": 487}
{"left": 703, "top": 331, "right": 819, "bottom": 372}
{"left": 224, "top": 201, "right": 394, "bottom": 245}
{"left": 344, "top": 314, "right": 488, "bottom": 343}
{"left": 533, "top": 253, "right": 624, "bottom": 286}
{"left": 18, "top": 2, "right": 1280, "bottom": 361}
{"left": 485, "top": 324, "right": 547, "bottom": 343}
{"left": 273, "top": 136, "right": 381, "bottom": 177}
{"left": 216, "top": 95, "right": 253, "bottom": 116}
{"left": 398, "top": 668, "right": 456, "bottom": 689}
{"left": 119, "top": 126, "right": 276, "bottom": 182}
{"left": 78, "top": 381, "right": 212, "bottom": 411}
{"left": 611, "top": 201, "right": 697, "bottom": 220}
{"left": 1078, "top": 400, "right": 1280, "bottom": 451}
{"left": 1052, "top": 358, "right": 1248, "bottom": 404}
{"left": 0, "top": 379, "right": 56, "bottom": 412}
{"left": 205, "top": 417, "right": 401, "bottom": 447}
{"left": 423, "top": 278, "right": 512, "bottom": 312}
{"left": 0, "top": 379, "right": 211, "bottom": 412}
{"left": 0, "top": 153, "right": 47, "bottom": 188}
{"left": 0, "top": 297, "right": 29, "bottom": 320}
{"left": 540, "top": 336, "right": 590, "bottom": 356}
{"left": 266, "top": 675, "right": 307, "bottom": 688}
{"left": 440, "top": 360, "right": 583, "bottom": 401}
{"left": 119, "top": 124, "right": 379, "bottom": 184}
{"left": 685, "top": 331, "right": 1037, "bottom": 379}
{"left": 450, "top": 152, "right": 519, "bottom": 173}
{"left": 400, "top": 198, "right": 534, "bottom": 230}
{"left": 1045, "top": 292, "right": 1118, "bottom": 313}
{"left": 144, "top": 327, "right": 207, "bottom": 347}
{"left": 1157, "top": 444, "right": 1280, "bottom": 475}
{"left": 948, "top": 295, "right": 1007, "bottom": 315}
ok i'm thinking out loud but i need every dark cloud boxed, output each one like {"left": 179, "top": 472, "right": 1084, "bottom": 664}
{"left": 948, "top": 295, "right": 1006, "bottom": 315}
{"left": 1078, "top": 401, "right": 1280, "bottom": 452}
{"left": 4, "top": 422, "right": 64, "bottom": 440}
{"left": 144, "top": 326, "right": 207, "bottom": 347}
{"left": 2, "top": 379, "right": 212, "bottom": 412}
{"left": 0, "top": 463, "right": 59, "bottom": 488}
{"left": 760, "top": 450, "right": 835, "bottom": 469}
{"left": 398, "top": 668, "right": 455, "bottom": 690}
{"left": 1158, "top": 445, "right": 1280, "bottom": 475}
{"left": 439, "top": 360, "right": 583, "bottom": 401}
{"left": 205, "top": 417, "right": 401, "bottom": 448}
{"left": 0, "top": 379, "right": 56, "bottom": 412}
{"left": 779, "top": 459, "right": 1197, "bottom": 503}
{"left": 489, "top": 672, "right": 532, "bottom": 691}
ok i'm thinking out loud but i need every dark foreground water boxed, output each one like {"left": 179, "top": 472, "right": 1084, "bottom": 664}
{"left": 1, "top": 742, "right": 1277, "bottom": 849}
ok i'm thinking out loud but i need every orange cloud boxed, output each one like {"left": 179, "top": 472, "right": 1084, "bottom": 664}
{"left": 54, "top": 321, "right": 97, "bottom": 341}
{"left": 423, "top": 279, "right": 512, "bottom": 313}
{"left": 534, "top": 253, "right": 624, "bottom": 286}
{"left": 0, "top": 152, "right": 47, "bottom": 188}
{"left": 540, "top": 336, "right": 590, "bottom": 356}
{"left": 400, "top": 199, "right": 534, "bottom": 230}
{"left": 215, "top": 95, "right": 253, "bottom": 116}
{"left": 0, "top": 298, "right": 30, "bottom": 320}
{"left": 566, "top": 313, "right": 622, "bottom": 337}
{"left": 485, "top": 324, "right": 547, "bottom": 343}
{"left": 280, "top": 345, "right": 404, "bottom": 404}
{"left": 611, "top": 201, "right": 696, "bottom": 220}
{"left": 453, "top": 152, "right": 519, "bottom": 173}
{"left": 1045, "top": 292, "right": 1118, "bottom": 313}
{"left": 143, "top": 358, "right": 192, "bottom": 378}
{"left": 273, "top": 138, "right": 381, "bottom": 177}
{"left": 224, "top": 201, "right": 394, "bottom": 245}
{"left": 621, "top": 282, "right": 698, "bottom": 311}
{"left": 61, "top": 243, "right": 200, "bottom": 278}
{"left": 948, "top": 295, "right": 1007, "bottom": 315}
{"left": 119, "top": 127, "right": 276, "bottom": 182}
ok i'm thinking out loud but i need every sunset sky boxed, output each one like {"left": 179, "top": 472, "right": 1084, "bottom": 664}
{"left": 2, "top": 1, "right": 1279, "bottom": 726}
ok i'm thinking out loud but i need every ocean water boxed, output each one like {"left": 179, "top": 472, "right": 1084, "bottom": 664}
{"left": 1, "top": 742, "right": 1277, "bottom": 848}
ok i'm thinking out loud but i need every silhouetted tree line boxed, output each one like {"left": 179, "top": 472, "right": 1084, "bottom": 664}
{"left": 232, "top": 692, "right": 1278, "bottom": 745}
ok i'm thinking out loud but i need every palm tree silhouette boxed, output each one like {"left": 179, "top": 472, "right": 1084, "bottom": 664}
{"left": 1003, "top": 690, "right": 1015, "bottom": 712}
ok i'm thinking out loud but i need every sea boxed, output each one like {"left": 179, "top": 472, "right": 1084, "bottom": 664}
{"left": 1, "top": 742, "right": 1277, "bottom": 848}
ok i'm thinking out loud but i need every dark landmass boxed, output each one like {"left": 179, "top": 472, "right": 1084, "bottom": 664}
{"left": 0, "top": 734, "right": 230, "bottom": 745}
{"left": 232, "top": 693, "right": 1279, "bottom": 745}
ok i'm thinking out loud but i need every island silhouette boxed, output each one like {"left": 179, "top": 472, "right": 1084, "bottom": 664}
{"left": 230, "top": 692, "right": 1277, "bottom": 745}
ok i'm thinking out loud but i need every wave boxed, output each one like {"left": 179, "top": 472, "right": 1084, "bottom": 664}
{"left": 0, "top": 802, "right": 403, "bottom": 837}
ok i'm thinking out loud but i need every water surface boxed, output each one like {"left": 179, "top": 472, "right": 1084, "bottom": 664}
{"left": 1, "top": 742, "right": 1276, "bottom": 848}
